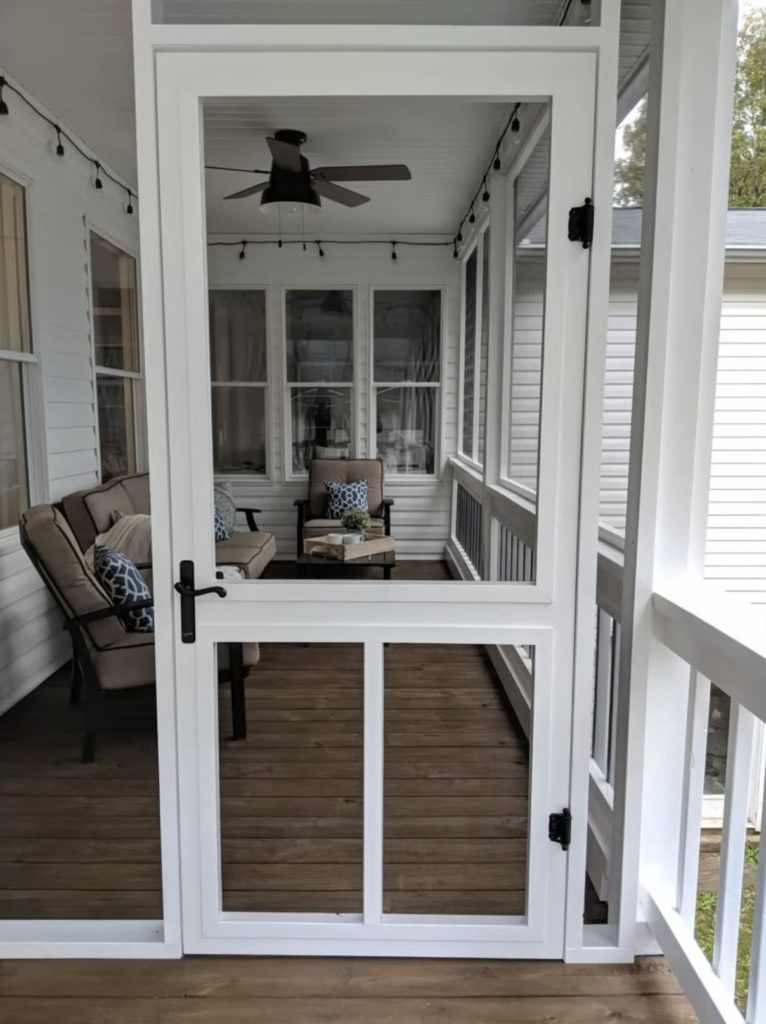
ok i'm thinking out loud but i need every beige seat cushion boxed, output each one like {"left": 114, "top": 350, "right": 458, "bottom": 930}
{"left": 303, "top": 517, "right": 385, "bottom": 540}
{"left": 215, "top": 531, "right": 277, "bottom": 580}
{"left": 307, "top": 459, "right": 385, "bottom": 518}
{"left": 91, "top": 633, "right": 156, "bottom": 690}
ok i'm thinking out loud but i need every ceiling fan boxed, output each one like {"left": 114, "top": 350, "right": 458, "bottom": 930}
{"left": 218, "top": 129, "right": 411, "bottom": 210}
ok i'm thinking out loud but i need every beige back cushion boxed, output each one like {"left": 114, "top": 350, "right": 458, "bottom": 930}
{"left": 61, "top": 474, "right": 150, "bottom": 551}
{"left": 308, "top": 459, "right": 384, "bottom": 518}
{"left": 20, "top": 505, "right": 128, "bottom": 649}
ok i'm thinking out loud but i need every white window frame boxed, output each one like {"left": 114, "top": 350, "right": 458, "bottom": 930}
{"left": 0, "top": 165, "right": 46, "bottom": 542}
{"left": 369, "top": 284, "right": 445, "bottom": 481}
{"left": 282, "top": 284, "right": 357, "bottom": 481}
{"left": 456, "top": 214, "right": 489, "bottom": 471}
{"left": 208, "top": 285, "right": 272, "bottom": 481}
{"left": 88, "top": 226, "right": 147, "bottom": 482}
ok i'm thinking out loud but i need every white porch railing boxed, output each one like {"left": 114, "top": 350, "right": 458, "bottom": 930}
{"left": 446, "top": 457, "right": 766, "bottom": 1022}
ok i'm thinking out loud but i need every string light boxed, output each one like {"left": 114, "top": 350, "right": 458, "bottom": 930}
{"left": 455, "top": 101, "right": 521, "bottom": 240}
{"left": 391, "top": 241, "right": 398, "bottom": 262}
{"left": 511, "top": 113, "right": 521, "bottom": 139}
{"left": 469, "top": 210, "right": 476, "bottom": 224}
{"left": 239, "top": 240, "right": 246, "bottom": 260}
{"left": 493, "top": 153, "right": 501, "bottom": 171}
{"left": 0, "top": 69, "right": 135, "bottom": 211}
{"left": 482, "top": 180, "right": 490, "bottom": 203}
{"left": 317, "top": 241, "right": 325, "bottom": 258}
{"left": 452, "top": 239, "right": 459, "bottom": 259}
{"left": 210, "top": 238, "right": 453, "bottom": 260}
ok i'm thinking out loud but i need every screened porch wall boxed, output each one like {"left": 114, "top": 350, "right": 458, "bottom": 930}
{"left": 206, "top": 240, "right": 460, "bottom": 559}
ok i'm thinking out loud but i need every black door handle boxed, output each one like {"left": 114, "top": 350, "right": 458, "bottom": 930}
{"left": 175, "top": 560, "right": 226, "bottom": 643}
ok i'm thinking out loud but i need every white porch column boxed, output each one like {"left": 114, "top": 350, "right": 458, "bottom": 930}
{"left": 609, "top": 0, "right": 739, "bottom": 949}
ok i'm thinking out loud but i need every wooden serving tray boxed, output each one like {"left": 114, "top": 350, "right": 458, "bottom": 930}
{"left": 303, "top": 533, "right": 395, "bottom": 562}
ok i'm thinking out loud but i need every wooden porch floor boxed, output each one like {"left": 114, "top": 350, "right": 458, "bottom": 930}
{"left": 0, "top": 956, "right": 696, "bottom": 1023}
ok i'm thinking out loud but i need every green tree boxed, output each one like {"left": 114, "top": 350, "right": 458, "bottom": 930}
{"left": 613, "top": 11, "right": 766, "bottom": 208}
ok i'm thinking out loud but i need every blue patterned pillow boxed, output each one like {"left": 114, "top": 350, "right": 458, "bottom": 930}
{"left": 214, "top": 507, "right": 228, "bottom": 542}
{"left": 326, "top": 480, "right": 369, "bottom": 519}
{"left": 94, "top": 545, "right": 154, "bottom": 633}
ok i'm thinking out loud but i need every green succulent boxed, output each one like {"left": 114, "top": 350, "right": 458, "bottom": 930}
{"left": 342, "top": 507, "right": 370, "bottom": 532}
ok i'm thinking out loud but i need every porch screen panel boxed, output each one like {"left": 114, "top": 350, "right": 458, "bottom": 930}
{"left": 477, "top": 229, "right": 490, "bottom": 466}
{"left": 209, "top": 289, "right": 268, "bottom": 474}
{"left": 286, "top": 290, "right": 354, "bottom": 474}
{"left": 505, "top": 124, "right": 550, "bottom": 501}
{"left": 461, "top": 249, "right": 477, "bottom": 458}
{"left": 373, "top": 289, "right": 441, "bottom": 475}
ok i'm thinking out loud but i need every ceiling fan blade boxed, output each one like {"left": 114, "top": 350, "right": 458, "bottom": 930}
{"left": 223, "top": 182, "right": 269, "bottom": 200}
{"left": 313, "top": 180, "right": 370, "bottom": 207}
{"left": 206, "top": 164, "right": 267, "bottom": 174}
{"left": 267, "top": 136, "right": 302, "bottom": 172}
{"left": 312, "top": 164, "right": 411, "bottom": 182}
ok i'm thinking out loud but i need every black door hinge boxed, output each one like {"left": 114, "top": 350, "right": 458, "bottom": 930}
{"left": 568, "top": 198, "right": 594, "bottom": 248}
{"left": 549, "top": 808, "right": 572, "bottom": 851}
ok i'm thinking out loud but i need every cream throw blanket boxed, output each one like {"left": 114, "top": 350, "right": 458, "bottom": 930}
{"left": 86, "top": 513, "right": 153, "bottom": 568}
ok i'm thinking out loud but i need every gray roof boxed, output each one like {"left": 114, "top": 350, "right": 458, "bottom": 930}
{"left": 522, "top": 207, "right": 766, "bottom": 252}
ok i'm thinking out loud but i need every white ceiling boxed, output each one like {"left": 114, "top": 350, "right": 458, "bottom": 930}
{"left": 0, "top": 0, "right": 651, "bottom": 208}
{"left": 203, "top": 98, "right": 515, "bottom": 236}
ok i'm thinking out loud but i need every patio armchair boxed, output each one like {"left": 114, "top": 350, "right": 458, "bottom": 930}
{"left": 19, "top": 504, "right": 253, "bottom": 763}
{"left": 294, "top": 458, "right": 393, "bottom": 554}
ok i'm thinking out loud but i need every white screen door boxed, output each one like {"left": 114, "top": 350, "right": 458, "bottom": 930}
{"left": 153, "top": 43, "right": 596, "bottom": 957}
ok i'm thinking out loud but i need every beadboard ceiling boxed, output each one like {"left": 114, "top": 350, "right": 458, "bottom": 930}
{"left": 0, "top": 0, "right": 651, "bottom": 207}
{"left": 203, "top": 97, "right": 517, "bottom": 236}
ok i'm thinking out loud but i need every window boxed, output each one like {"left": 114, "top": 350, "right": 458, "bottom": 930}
{"left": 0, "top": 173, "right": 32, "bottom": 530}
{"left": 461, "top": 249, "right": 477, "bottom": 459}
{"left": 90, "top": 232, "right": 142, "bottom": 481}
{"left": 209, "top": 290, "right": 268, "bottom": 474}
{"left": 373, "top": 290, "right": 441, "bottom": 475}
{"left": 286, "top": 289, "right": 354, "bottom": 475}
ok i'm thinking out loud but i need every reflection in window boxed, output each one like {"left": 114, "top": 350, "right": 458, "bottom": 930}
{"left": 90, "top": 232, "right": 142, "bottom": 481}
{"left": 291, "top": 387, "right": 352, "bottom": 474}
{"left": 373, "top": 290, "right": 440, "bottom": 475}
{"left": 209, "top": 290, "right": 268, "bottom": 474}
{"left": 286, "top": 290, "right": 354, "bottom": 473}
{"left": 0, "top": 173, "right": 32, "bottom": 529}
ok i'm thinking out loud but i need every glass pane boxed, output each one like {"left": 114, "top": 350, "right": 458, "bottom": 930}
{"left": 209, "top": 290, "right": 267, "bottom": 382}
{"left": 97, "top": 375, "right": 136, "bottom": 481}
{"left": 376, "top": 387, "right": 435, "bottom": 475}
{"left": 506, "top": 124, "right": 550, "bottom": 499}
{"left": 286, "top": 290, "right": 353, "bottom": 383}
{"left": 0, "top": 360, "right": 27, "bottom": 529}
{"left": 477, "top": 230, "right": 490, "bottom": 465}
{"left": 461, "top": 249, "right": 477, "bottom": 457}
{"left": 0, "top": 173, "right": 31, "bottom": 354}
{"left": 218, "top": 642, "right": 363, "bottom": 915}
{"left": 291, "top": 386, "right": 352, "bottom": 474}
{"left": 90, "top": 233, "right": 139, "bottom": 372}
{"left": 373, "top": 290, "right": 441, "bottom": 383}
{"left": 383, "top": 643, "right": 532, "bottom": 916}
{"left": 212, "top": 387, "right": 267, "bottom": 474}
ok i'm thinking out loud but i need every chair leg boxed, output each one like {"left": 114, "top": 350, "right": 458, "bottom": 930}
{"left": 229, "top": 642, "right": 247, "bottom": 741}
{"left": 69, "top": 652, "right": 82, "bottom": 706}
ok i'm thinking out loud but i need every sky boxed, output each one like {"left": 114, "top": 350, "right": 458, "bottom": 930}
{"left": 614, "top": 0, "right": 766, "bottom": 160}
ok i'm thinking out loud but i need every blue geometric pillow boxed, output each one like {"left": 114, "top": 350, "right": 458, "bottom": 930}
{"left": 94, "top": 545, "right": 154, "bottom": 633}
{"left": 214, "top": 507, "right": 228, "bottom": 542}
{"left": 326, "top": 480, "right": 369, "bottom": 519}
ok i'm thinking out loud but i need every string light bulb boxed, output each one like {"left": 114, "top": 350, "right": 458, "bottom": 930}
{"left": 469, "top": 209, "right": 476, "bottom": 224}
{"left": 238, "top": 241, "right": 246, "bottom": 260}
{"left": 391, "top": 241, "right": 398, "bottom": 262}
{"left": 93, "top": 162, "right": 104, "bottom": 190}
{"left": 277, "top": 239, "right": 283, "bottom": 249}
{"left": 482, "top": 180, "right": 490, "bottom": 203}
{"left": 453, "top": 239, "right": 459, "bottom": 259}
{"left": 0, "top": 77, "right": 8, "bottom": 117}
{"left": 493, "top": 154, "right": 501, "bottom": 171}
{"left": 317, "top": 241, "right": 325, "bottom": 258}
{"left": 511, "top": 113, "right": 521, "bottom": 140}
{"left": 456, "top": 230, "right": 463, "bottom": 243}
{"left": 125, "top": 190, "right": 134, "bottom": 215}
{"left": 55, "top": 127, "right": 65, "bottom": 157}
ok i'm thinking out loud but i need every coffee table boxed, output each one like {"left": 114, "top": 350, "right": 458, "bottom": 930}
{"left": 297, "top": 548, "right": 396, "bottom": 580}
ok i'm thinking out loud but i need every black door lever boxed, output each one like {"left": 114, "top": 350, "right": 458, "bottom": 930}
{"left": 174, "top": 559, "right": 226, "bottom": 643}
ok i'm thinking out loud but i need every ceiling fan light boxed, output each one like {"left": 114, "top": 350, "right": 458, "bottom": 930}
{"left": 260, "top": 177, "right": 321, "bottom": 215}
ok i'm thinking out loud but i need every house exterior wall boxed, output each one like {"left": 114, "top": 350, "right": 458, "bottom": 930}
{"left": 206, "top": 241, "right": 460, "bottom": 559}
{"left": 0, "top": 82, "right": 140, "bottom": 714}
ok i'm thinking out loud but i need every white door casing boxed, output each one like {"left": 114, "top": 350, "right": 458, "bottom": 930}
{"left": 154, "top": 46, "right": 596, "bottom": 957}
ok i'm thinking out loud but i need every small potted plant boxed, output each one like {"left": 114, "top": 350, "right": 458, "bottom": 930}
{"left": 342, "top": 507, "right": 370, "bottom": 542}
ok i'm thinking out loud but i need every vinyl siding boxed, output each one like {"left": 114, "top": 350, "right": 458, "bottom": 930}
{"left": 0, "top": 80, "right": 139, "bottom": 713}
{"left": 206, "top": 241, "right": 460, "bottom": 558}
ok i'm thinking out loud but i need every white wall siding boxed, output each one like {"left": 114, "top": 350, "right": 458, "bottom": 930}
{"left": 0, "top": 77, "right": 139, "bottom": 712}
{"left": 207, "top": 240, "right": 459, "bottom": 558}
{"left": 706, "top": 263, "right": 766, "bottom": 606}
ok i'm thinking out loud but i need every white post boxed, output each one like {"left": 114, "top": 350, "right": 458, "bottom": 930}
{"left": 363, "top": 642, "right": 385, "bottom": 925}
{"left": 609, "top": 0, "right": 739, "bottom": 952}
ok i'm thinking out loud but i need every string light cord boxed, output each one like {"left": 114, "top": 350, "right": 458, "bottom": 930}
{"left": 0, "top": 72, "right": 136, "bottom": 210}
{"left": 212, "top": 238, "right": 454, "bottom": 260}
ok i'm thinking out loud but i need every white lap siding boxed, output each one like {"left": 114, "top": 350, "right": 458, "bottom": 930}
{"left": 0, "top": 78, "right": 139, "bottom": 713}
